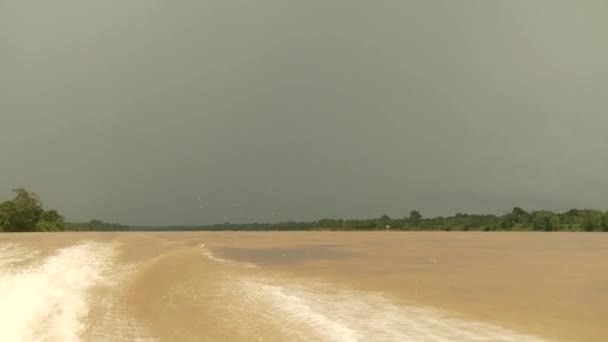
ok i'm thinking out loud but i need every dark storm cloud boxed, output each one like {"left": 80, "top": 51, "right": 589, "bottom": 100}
{"left": 2, "top": 1, "right": 607, "bottom": 225}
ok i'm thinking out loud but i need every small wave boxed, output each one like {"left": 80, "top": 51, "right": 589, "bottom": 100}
{"left": 200, "top": 244, "right": 257, "bottom": 268}
{"left": 221, "top": 278, "right": 547, "bottom": 342}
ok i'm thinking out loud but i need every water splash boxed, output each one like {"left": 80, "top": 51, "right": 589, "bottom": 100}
{"left": 0, "top": 242, "right": 114, "bottom": 342}
{"left": 0, "top": 242, "right": 39, "bottom": 270}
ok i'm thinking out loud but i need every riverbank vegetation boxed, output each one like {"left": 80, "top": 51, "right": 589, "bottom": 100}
{"left": 133, "top": 208, "right": 608, "bottom": 232}
{"left": 2, "top": 189, "right": 607, "bottom": 232}
{"left": 0, "top": 189, "right": 65, "bottom": 232}
{"left": 64, "top": 220, "right": 129, "bottom": 232}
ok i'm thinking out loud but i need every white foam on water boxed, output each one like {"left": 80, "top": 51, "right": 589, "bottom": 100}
{"left": 200, "top": 243, "right": 230, "bottom": 263}
{"left": 200, "top": 243, "right": 257, "bottom": 268}
{"left": 0, "top": 243, "right": 39, "bottom": 270}
{"left": 87, "top": 263, "right": 159, "bottom": 342}
{"left": 0, "top": 242, "right": 115, "bottom": 342}
{"left": 224, "top": 278, "right": 548, "bottom": 342}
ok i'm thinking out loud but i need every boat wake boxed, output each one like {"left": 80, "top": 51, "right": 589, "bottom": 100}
{"left": 200, "top": 243, "right": 257, "bottom": 268}
{"left": 221, "top": 277, "right": 546, "bottom": 342}
{"left": 0, "top": 242, "right": 39, "bottom": 269}
{"left": 0, "top": 242, "right": 115, "bottom": 342}
{"left": 0, "top": 238, "right": 552, "bottom": 341}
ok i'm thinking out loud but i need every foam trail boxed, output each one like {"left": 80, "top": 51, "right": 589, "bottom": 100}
{"left": 200, "top": 243, "right": 257, "bottom": 268}
{"left": 87, "top": 263, "right": 159, "bottom": 342}
{"left": 224, "top": 278, "right": 547, "bottom": 342}
{"left": 0, "top": 242, "right": 114, "bottom": 342}
{"left": 0, "top": 243, "right": 39, "bottom": 270}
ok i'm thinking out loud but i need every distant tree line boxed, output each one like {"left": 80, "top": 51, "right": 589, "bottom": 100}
{"left": 64, "top": 220, "right": 129, "bottom": 231}
{"left": 0, "top": 189, "right": 65, "bottom": 232}
{"left": 132, "top": 208, "right": 608, "bottom": 232}
{"left": 2, "top": 189, "right": 608, "bottom": 232}
{"left": 307, "top": 208, "right": 608, "bottom": 232}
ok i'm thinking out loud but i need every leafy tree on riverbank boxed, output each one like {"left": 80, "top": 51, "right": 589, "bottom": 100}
{"left": 0, "top": 189, "right": 65, "bottom": 232}
{"left": 531, "top": 210, "right": 560, "bottom": 231}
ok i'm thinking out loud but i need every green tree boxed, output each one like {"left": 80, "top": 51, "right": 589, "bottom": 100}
{"left": 36, "top": 209, "right": 65, "bottom": 232}
{"left": 0, "top": 201, "right": 15, "bottom": 231}
{"left": 498, "top": 213, "right": 517, "bottom": 230}
{"left": 531, "top": 210, "right": 560, "bottom": 231}
{"left": 580, "top": 210, "right": 603, "bottom": 232}
{"left": 0, "top": 189, "right": 44, "bottom": 232}
{"left": 41, "top": 209, "right": 62, "bottom": 222}
{"left": 0, "top": 189, "right": 66, "bottom": 232}
{"left": 512, "top": 207, "right": 527, "bottom": 216}
{"left": 512, "top": 207, "right": 531, "bottom": 226}
{"left": 377, "top": 215, "right": 391, "bottom": 228}
{"left": 408, "top": 210, "right": 422, "bottom": 227}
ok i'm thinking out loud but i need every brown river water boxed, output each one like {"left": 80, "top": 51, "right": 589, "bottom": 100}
{"left": 0, "top": 232, "right": 606, "bottom": 341}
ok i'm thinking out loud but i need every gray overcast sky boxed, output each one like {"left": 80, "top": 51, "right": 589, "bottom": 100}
{"left": 1, "top": 1, "right": 607, "bottom": 225}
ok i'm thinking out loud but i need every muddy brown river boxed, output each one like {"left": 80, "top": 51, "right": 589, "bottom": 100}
{"left": 0, "top": 232, "right": 606, "bottom": 341}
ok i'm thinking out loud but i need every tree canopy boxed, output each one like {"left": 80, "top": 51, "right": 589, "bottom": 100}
{"left": 0, "top": 189, "right": 65, "bottom": 232}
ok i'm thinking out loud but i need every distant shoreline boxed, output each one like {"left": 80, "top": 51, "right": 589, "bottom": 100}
{"left": 63, "top": 207, "right": 608, "bottom": 233}
{"left": 0, "top": 228, "right": 608, "bottom": 235}
{"left": 3, "top": 189, "right": 607, "bottom": 233}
